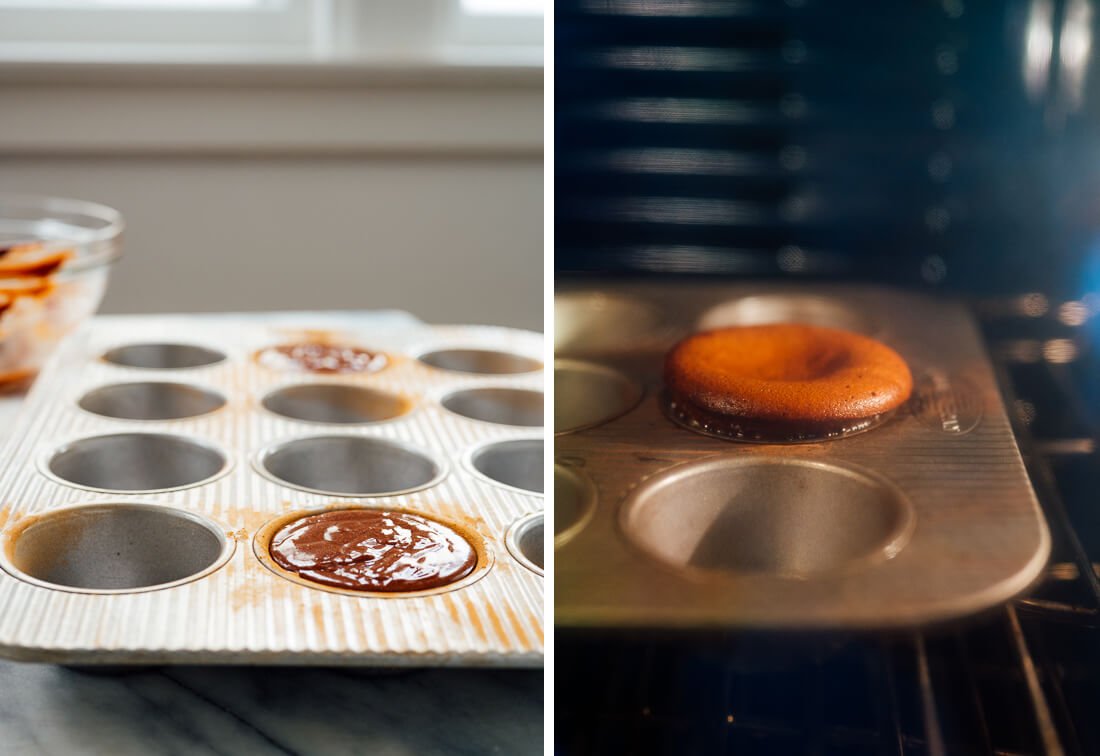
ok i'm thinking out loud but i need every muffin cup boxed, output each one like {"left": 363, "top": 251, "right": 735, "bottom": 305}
{"left": 554, "top": 463, "right": 597, "bottom": 548}
{"left": 261, "top": 384, "right": 412, "bottom": 425}
{"left": 102, "top": 343, "right": 226, "bottom": 370}
{"left": 418, "top": 348, "right": 542, "bottom": 375}
{"left": 1, "top": 503, "right": 233, "bottom": 594}
{"left": 555, "top": 291, "right": 665, "bottom": 355}
{"left": 44, "top": 433, "right": 230, "bottom": 494}
{"left": 441, "top": 387, "right": 543, "bottom": 427}
{"left": 696, "top": 293, "right": 877, "bottom": 334}
{"left": 554, "top": 359, "right": 643, "bottom": 434}
{"left": 506, "top": 512, "right": 544, "bottom": 576}
{"left": 620, "top": 457, "right": 915, "bottom": 579}
{"left": 255, "top": 435, "right": 447, "bottom": 497}
{"left": 78, "top": 381, "right": 227, "bottom": 421}
{"left": 251, "top": 505, "right": 493, "bottom": 599}
{"left": 468, "top": 438, "right": 544, "bottom": 495}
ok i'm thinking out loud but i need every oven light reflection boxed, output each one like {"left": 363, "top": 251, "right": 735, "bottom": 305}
{"left": 1043, "top": 338, "right": 1078, "bottom": 363}
{"left": 600, "top": 148, "right": 764, "bottom": 175}
{"left": 1058, "top": 301, "right": 1089, "bottom": 326}
{"left": 1004, "top": 340, "right": 1042, "bottom": 363}
{"left": 580, "top": 0, "right": 746, "bottom": 16}
{"left": 1017, "top": 293, "right": 1049, "bottom": 317}
{"left": 600, "top": 97, "right": 762, "bottom": 124}
{"left": 1023, "top": 0, "right": 1054, "bottom": 102}
{"left": 1059, "top": 0, "right": 1093, "bottom": 111}
{"left": 598, "top": 46, "right": 756, "bottom": 72}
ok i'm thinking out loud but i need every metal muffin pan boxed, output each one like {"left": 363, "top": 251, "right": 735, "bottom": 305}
{"left": 555, "top": 282, "right": 1050, "bottom": 630}
{"left": 0, "top": 313, "right": 544, "bottom": 665}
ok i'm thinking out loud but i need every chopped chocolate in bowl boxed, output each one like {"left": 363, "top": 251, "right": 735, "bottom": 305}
{"left": 0, "top": 243, "right": 72, "bottom": 277}
{"left": 268, "top": 509, "right": 477, "bottom": 593}
{"left": 0, "top": 195, "right": 124, "bottom": 388}
{"left": 256, "top": 342, "right": 388, "bottom": 374}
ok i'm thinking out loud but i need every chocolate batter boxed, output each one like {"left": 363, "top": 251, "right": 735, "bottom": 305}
{"left": 257, "top": 343, "right": 388, "bottom": 374}
{"left": 269, "top": 509, "right": 477, "bottom": 592}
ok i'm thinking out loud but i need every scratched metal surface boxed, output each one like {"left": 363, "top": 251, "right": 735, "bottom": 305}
{"left": 0, "top": 312, "right": 544, "bottom": 665}
{"left": 555, "top": 283, "right": 1050, "bottom": 630}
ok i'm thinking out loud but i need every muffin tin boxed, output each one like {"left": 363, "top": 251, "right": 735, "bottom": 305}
{"left": 0, "top": 311, "right": 544, "bottom": 665}
{"left": 555, "top": 283, "right": 1050, "bottom": 630}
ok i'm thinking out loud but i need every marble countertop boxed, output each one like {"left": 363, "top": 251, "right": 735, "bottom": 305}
{"left": 0, "top": 354, "right": 543, "bottom": 755}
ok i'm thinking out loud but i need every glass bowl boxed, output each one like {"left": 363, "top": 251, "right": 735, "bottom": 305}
{"left": 0, "top": 194, "right": 123, "bottom": 391}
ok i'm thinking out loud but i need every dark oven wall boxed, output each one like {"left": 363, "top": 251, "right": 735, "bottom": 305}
{"left": 556, "top": 0, "right": 1100, "bottom": 299}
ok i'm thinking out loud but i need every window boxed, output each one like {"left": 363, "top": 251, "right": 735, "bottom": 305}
{"left": 0, "top": 0, "right": 544, "bottom": 63}
{"left": 455, "top": 0, "right": 543, "bottom": 48}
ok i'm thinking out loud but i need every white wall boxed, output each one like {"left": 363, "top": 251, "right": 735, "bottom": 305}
{"left": 0, "top": 155, "right": 542, "bottom": 330}
{"left": 0, "top": 65, "right": 543, "bottom": 331}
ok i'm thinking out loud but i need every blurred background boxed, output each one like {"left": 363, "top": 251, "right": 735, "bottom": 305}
{"left": 556, "top": 0, "right": 1098, "bottom": 302}
{"left": 0, "top": 0, "right": 543, "bottom": 330}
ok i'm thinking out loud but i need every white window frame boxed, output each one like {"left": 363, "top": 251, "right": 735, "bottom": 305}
{"left": 0, "top": 0, "right": 315, "bottom": 49}
{"left": 0, "top": 0, "right": 543, "bottom": 63}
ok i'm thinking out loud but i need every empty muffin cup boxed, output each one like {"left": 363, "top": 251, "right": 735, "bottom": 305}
{"left": 620, "top": 457, "right": 914, "bottom": 578}
{"left": 102, "top": 343, "right": 226, "bottom": 369}
{"left": 555, "top": 292, "right": 663, "bottom": 354}
{"left": 697, "top": 294, "right": 874, "bottom": 334}
{"left": 555, "top": 359, "right": 644, "bottom": 434}
{"left": 506, "top": 512, "right": 544, "bottom": 576}
{"left": 470, "top": 439, "right": 543, "bottom": 494}
{"left": 418, "top": 348, "right": 542, "bottom": 375}
{"left": 441, "top": 388, "right": 543, "bottom": 427}
{"left": 1, "top": 503, "right": 232, "bottom": 593}
{"left": 78, "top": 382, "right": 226, "bottom": 421}
{"left": 256, "top": 435, "right": 446, "bottom": 497}
{"left": 261, "top": 384, "right": 411, "bottom": 425}
{"left": 46, "top": 433, "right": 229, "bottom": 493}
{"left": 554, "top": 464, "right": 597, "bottom": 547}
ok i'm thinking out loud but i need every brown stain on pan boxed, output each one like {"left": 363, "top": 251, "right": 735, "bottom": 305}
{"left": 227, "top": 510, "right": 299, "bottom": 613}
{"left": 1, "top": 508, "right": 77, "bottom": 578}
{"left": 272, "top": 327, "right": 347, "bottom": 344}
{"left": 502, "top": 603, "right": 533, "bottom": 648}
{"left": 483, "top": 605, "right": 511, "bottom": 646}
{"left": 463, "top": 600, "right": 490, "bottom": 644}
{"left": 442, "top": 593, "right": 463, "bottom": 626}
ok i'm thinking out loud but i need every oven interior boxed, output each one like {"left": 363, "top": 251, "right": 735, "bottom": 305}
{"left": 556, "top": 1, "right": 1100, "bottom": 753}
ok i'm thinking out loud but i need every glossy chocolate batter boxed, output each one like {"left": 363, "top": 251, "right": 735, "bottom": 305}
{"left": 257, "top": 342, "right": 388, "bottom": 374}
{"left": 269, "top": 509, "right": 477, "bottom": 592}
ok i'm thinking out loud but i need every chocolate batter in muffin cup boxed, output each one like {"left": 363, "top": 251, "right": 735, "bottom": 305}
{"left": 255, "top": 342, "right": 390, "bottom": 375}
{"left": 252, "top": 506, "right": 493, "bottom": 598}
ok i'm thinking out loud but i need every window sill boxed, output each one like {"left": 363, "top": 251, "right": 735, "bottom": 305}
{"left": 0, "top": 47, "right": 543, "bottom": 157}
{"left": 0, "top": 45, "right": 542, "bottom": 88}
